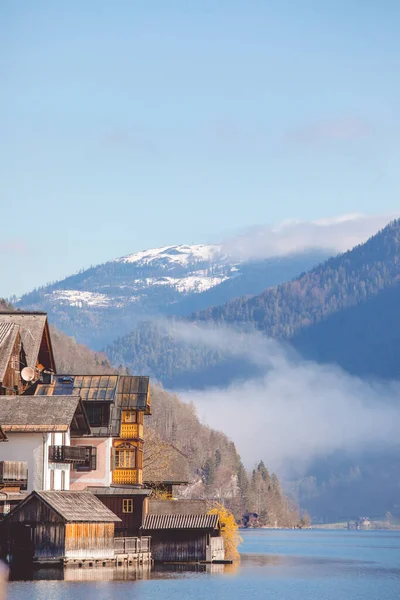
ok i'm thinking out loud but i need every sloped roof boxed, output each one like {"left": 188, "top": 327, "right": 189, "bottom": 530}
{"left": 0, "top": 395, "right": 89, "bottom": 433}
{"left": 0, "top": 312, "right": 53, "bottom": 370}
{"left": 36, "top": 374, "right": 151, "bottom": 436}
{"left": 117, "top": 376, "right": 150, "bottom": 412}
{"left": 142, "top": 513, "right": 220, "bottom": 530}
{"left": 30, "top": 491, "right": 121, "bottom": 522}
{"left": 0, "top": 322, "right": 19, "bottom": 382}
{"left": 148, "top": 499, "right": 209, "bottom": 516}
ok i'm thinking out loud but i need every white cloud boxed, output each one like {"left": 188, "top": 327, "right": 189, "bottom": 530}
{"left": 221, "top": 213, "right": 397, "bottom": 261}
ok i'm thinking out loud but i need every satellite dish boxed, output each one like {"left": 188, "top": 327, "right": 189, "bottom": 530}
{"left": 21, "top": 367, "right": 35, "bottom": 382}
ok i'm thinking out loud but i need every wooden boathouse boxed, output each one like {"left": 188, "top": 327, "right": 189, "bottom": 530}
{"left": 1, "top": 490, "right": 121, "bottom": 565}
{"left": 141, "top": 513, "right": 224, "bottom": 563}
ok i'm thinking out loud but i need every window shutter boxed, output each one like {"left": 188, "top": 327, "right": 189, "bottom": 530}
{"left": 91, "top": 447, "right": 97, "bottom": 470}
{"left": 111, "top": 447, "right": 116, "bottom": 470}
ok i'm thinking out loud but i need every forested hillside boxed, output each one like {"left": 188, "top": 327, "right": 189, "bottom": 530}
{"left": 105, "top": 320, "right": 263, "bottom": 389}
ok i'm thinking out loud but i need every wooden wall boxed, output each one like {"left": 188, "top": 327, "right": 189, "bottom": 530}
{"left": 2, "top": 332, "right": 23, "bottom": 394}
{"left": 147, "top": 530, "right": 209, "bottom": 562}
{"left": 65, "top": 523, "right": 115, "bottom": 559}
{"left": 97, "top": 495, "right": 146, "bottom": 537}
{"left": 33, "top": 523, "right": 65, "bottom": 560}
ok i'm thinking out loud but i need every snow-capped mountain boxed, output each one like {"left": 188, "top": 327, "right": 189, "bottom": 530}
{"left": 16, "top": 244, "right": 330, "bottom": 348}
{"left": 117, "top": 244, "right": 222, "bottom": 266}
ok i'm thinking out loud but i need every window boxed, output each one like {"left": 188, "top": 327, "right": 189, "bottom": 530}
{"left": 74, "top": 446, "right": 97, "bottom": 472}
{"left": 84, "top": 402, "right": 110, "bottom": 428}
{"left": 50, "top": 469, "right": 54, "bottom": 490}
{"left": 115, "top": 449, "right": 136, "bottom": 469}
{"left": 61, "top": 470, "right": 65, "bottom": 491}
{"left": 122, "top": 498, "right": 134, "bottom": 513}
{"left": 123, "top": 411, "right": 137, "bottom": 423}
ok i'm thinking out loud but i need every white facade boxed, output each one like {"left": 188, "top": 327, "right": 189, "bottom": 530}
{"left": 0, "top": 431, "right": 71, "bottom": 492}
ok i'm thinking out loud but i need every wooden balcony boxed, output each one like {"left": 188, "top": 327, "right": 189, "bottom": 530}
{"left": 112, "top": 468, "right": 143, "bottom": 485}
{"left": 48, "top": 445, "right": 87, "bottom": 464}
{"left": 120, "top": 423, "right": 143, "bottom": 440}
{"left": 0, "top": 461, "right": 28, "bottom": 489}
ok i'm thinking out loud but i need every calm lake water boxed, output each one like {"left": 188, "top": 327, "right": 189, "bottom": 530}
{"left": 7, "top": 529, "right": 400, "bottom": 600}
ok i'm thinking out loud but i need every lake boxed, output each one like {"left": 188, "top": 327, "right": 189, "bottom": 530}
{"left": 7, "top": 529, "right": 400, "bottom": 600}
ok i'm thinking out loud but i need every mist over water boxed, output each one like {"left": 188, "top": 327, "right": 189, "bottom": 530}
{"left": 166, "top": 321, "right": 400, "bottom": 476}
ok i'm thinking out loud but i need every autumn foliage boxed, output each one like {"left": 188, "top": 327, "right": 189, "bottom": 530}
{"left": 208, "top": 502, "right": 243, "bottom": 560}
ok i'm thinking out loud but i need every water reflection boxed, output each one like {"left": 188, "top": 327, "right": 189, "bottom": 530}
{"left": 7, "top": 532, "right": 400, "bottom": 600}
{"left": 10, "top": 562, "right": 231, "bottom": 583}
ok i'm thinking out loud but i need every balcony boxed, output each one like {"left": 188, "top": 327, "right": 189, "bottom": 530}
{"left": 120, "top": 423, "right": 143, "bottom": 439}
{"left": 0, "top": 461, "right": 28, "bottom": 489}
{"left": 112, "top": 468, "right": 143, "bottom": 485}
{"left": 48, "top": 445, "right": 87, "bottom": 464}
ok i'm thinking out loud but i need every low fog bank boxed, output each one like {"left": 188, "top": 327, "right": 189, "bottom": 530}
{"left": 168, "top": 321, "right": 400, "bottom": 477}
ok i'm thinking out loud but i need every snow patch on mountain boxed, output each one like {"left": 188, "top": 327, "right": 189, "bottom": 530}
{"left": 48, "top": 290, "right": 114, "bottom": 308}
{"left": 116, "top": 244, "right": 225, "bottom": 267}
{"left": 161, "top": 275, "right": 229, "bottom": 294}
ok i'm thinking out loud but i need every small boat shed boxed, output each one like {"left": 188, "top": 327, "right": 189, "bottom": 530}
{"left": 141, "top": 513, "right": 224, "bottom": 563}
{"left": 1, "top": 490, "right": 121, "bottom": 565}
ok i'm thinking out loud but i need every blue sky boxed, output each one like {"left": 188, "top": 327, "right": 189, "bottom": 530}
{"left": 1, "top": 1, "right": 399, "bottom": 296}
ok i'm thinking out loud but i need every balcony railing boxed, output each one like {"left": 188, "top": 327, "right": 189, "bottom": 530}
{"left": 114, "top": 536, "right": 151, "bottom": 555}
{"left": 48, "top": 445, "right": 87, "bottom": 464}
{"left": 0, "top": 461, "right": 28, "bottom": 489}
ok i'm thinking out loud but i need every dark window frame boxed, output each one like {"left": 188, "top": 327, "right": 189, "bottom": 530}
{"left": 73, "top": 446, "right": 97, "bottom": 472}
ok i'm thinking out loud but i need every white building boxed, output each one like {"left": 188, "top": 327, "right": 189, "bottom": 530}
{"left": 0, "top": 395, "right": 90, "bottom": 492}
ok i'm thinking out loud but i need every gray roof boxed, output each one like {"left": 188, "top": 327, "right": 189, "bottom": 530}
{"left": 0, "top": 322, "right": 19, "bottom": 382}
{"left": 36, "top": 374, "right": 151, "bottom": 437}
{"left": 148, "top": 499, "right": 209, "bottom": 516}
{"left": 117, "top": 376, "right": 150, "bottom": 412}
{"left": 34, "top": 491, "right": 121, "bottom": 522}
{"left": 0, "top": 312, "right": 52, "bottom": 370}
{"left": 87, "top": 486, "right": 151, "bottom": 496}
{"left": 142, "top": 513, "right": 220, "bottom": 531}
{"left": 0, "top": 395, "right": 88, "bottom": 433}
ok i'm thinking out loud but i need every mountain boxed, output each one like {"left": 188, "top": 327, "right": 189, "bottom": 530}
{"left": 15, "top": 245, "right": 329, "bottom": 349}
{"left": 105, "top": 219, "right": 400, "bottom": 386}
{"left": 102, "top": 220, "right": 400, "bottom": 521}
